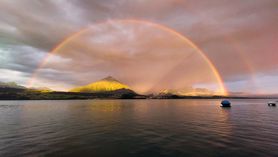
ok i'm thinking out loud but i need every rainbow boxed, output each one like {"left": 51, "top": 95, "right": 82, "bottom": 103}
{"left": 29, "top": 19, "right": 228, "bottom": 95}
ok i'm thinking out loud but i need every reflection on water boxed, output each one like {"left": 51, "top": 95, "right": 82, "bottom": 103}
{"left": 0, "top": 99, "right": 277, "bottom": 157}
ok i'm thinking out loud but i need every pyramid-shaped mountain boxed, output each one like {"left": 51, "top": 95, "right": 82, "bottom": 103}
{"left": 69, "top": 76, "right": 132, "bottom": 93}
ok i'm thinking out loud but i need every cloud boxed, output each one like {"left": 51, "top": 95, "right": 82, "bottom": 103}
{"left": 0, "top": 69, "right": 29, "bottom": 84}
{"left": 0, "top": 45, "right": 46, "bottom": 73}
{"left": 0, "top": 0, "right": 277, "bottom": 93}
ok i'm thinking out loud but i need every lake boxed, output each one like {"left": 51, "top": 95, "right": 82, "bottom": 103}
{"left": 0, "top": 99, "right": 277, "bottom": 157}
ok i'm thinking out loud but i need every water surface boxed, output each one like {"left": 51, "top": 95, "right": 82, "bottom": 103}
{"left": 0, "top": 99, "right": 277, "bottom": 157}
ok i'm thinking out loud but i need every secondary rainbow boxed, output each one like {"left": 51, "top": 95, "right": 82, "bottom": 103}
{"left": 29, "top": 19, "right": 228, "bottom": 95}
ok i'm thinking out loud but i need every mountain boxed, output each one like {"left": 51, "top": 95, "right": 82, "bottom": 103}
{"left": 69, "top": 76, "right": 142, "bottom": 99}
{"left": 0, "top": 78, "right": 145, "bottom": 100}
{"left": 0, "top": 80, "right": 276, "bottom": 100}
{"left": 0, "top": 82, "right": 26, "bottom": 92}
{"left": 29, "top": 87, "right": 53, "bottom": 93}
{"left": 70, "top": 76, "right": 131, "bottom": 93}
{"left": 158, "top": 88, "right": 215, "bottom": 97}
{"left": 0, "top": 82, "right": 26, "bottom": 89}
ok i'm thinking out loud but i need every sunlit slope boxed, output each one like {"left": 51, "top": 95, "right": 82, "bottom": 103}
{"left": 70, "top": 76, "right": 131, "bottom": 93}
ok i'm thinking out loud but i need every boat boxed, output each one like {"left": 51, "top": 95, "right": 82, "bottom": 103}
{"left": 268, "top": 102, "right": 276, "bottom": 107}
{"left": 221, "top": 100, "right": 231, "bottom": 107}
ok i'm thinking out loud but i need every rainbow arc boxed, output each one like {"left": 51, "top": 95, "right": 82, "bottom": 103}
{"left": 29, "top": 19, "right": 228, "bottom": 95}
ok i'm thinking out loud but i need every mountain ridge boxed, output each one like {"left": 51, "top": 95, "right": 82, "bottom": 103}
{"left": 0, "top": 82, "right": 26, "bottom": 89}
{"left": 1, "top": 77, "right": 277, "bottom": 100}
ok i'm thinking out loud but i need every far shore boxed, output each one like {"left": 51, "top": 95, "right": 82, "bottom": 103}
{"left": 0, "top": 91, "right": 277, "bottom": 101}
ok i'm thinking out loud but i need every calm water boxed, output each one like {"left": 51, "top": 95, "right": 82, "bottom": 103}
{"left": 0, "top": 99, "right": 277, "bottom": 157}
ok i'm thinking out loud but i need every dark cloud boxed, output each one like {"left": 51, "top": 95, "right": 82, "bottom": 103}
{"left": 0, "top": 45, "right": 45, "bottom": 73}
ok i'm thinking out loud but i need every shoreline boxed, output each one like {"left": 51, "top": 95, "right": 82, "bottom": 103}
{"left": 0, "top": 97, "right": 277, "bottom": 101}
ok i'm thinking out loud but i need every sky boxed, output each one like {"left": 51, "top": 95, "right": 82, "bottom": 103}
{"left": 0, "top": 0, "right": 277, "bottom": 95}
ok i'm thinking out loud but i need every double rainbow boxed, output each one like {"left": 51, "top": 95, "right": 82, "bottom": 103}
{"left": 29, "top": 19, "right": 228, "bottom": 95}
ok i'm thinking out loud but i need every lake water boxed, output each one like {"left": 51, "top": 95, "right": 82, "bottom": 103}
{"left": 0, "top": 99, "right": 277, "bottom": 157}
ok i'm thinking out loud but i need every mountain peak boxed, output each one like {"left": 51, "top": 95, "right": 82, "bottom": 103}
{"left": 101, "top": 76, "right": 119, "bottom": 82}
{"left": 70, "top": 76, "right": 131, "bottom": 93}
